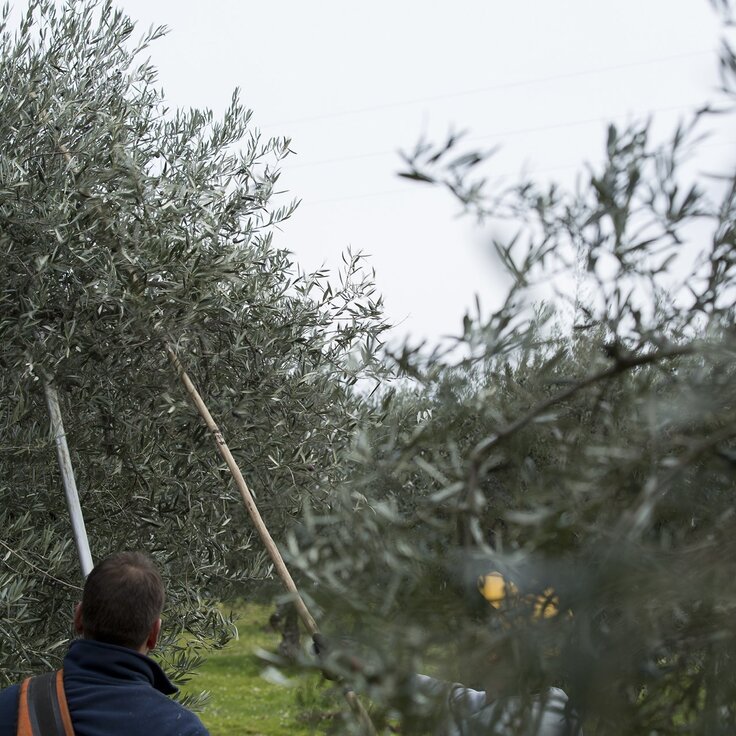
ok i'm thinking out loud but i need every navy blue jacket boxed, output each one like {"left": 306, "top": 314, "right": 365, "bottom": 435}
{"left": 0, "top": 640, "right": 208, "bottom": 736}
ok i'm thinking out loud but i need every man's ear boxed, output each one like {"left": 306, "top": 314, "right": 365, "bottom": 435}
{"left": 74, "top": 602, "right": 84, "bottom": 636}
{"left": 145, "top": 618, "right": 162, "bottom": 653}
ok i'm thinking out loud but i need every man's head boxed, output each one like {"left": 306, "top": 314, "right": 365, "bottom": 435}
{"left": 74, "top": 551, "right": 165, "bottom": 653}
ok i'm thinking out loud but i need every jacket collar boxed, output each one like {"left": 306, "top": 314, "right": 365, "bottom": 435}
{"left": 64, "top": 639, "right": 178, "bottom": 696}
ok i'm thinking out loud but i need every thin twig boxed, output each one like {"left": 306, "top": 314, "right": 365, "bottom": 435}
{"left": 459, "top": 343, "right": 696, "bottom": 537}
{"left": 0, "top": 540, "right": 82, "bottom": 591}
{"left": 472, "top": 343, "right": 694, "bottom": 462}
{"left": 624, "top": 422, "right": 736, "bottom": 539}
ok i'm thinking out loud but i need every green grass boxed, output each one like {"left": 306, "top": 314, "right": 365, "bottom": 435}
{"left": 180, "top": 603, "right": 335, "bottom": 736}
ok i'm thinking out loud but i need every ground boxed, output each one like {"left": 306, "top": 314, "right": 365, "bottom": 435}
{"left": 181, "top": 602, "right": 336, "bottom": 736}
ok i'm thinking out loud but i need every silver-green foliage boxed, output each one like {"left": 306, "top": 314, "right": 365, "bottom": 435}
{"left": 288, "top": 36, "right": 736, "bottom": 736}
{"left": 0, "top": 0, "right": 388, "bottom": 687}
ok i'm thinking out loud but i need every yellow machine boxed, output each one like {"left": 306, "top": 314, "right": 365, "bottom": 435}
{"left": 478, "top": 571, "right": 560, "bottom": 619}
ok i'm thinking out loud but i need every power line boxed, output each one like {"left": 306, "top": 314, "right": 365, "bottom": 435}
{"left": 262, "top": 48, "right": 716, "bottom": 129}
{"left": 287, "top": 101, "right": 706, "bottom": 170}
{"left": 301, "top": 137, "right": 736, "bottom": 207}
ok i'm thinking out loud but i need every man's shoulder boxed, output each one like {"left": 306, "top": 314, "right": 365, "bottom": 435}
{"left": 88, "top": 683, "right": 210, "bottom": 736}
{"left": 169, "top": 707, "right": 209, "bottom": 736}
{"left": 0, "top": 682, "right": 19, "bottom": 705}
{"left": 156, "top": 693, "right": 209, "bottom": 734}
{"left": 0, "top": 683, "right": 20, "bottom": 736}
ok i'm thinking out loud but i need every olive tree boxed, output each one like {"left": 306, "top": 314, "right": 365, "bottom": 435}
{"left": 287, "top": 29, "right": 736, "bottom": 736}
{"left": 0, "top": 0, "right": 388, "bottom": 690}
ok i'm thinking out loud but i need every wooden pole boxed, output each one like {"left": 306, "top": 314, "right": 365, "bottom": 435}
{"left": 166, "top": 344, "right": 376, "bottom": 735}
{"left": 165, "top": 345, "right": 317, "bottom": 633}
{"left": 44, "top": 381, "right": 94, "bottom": 578}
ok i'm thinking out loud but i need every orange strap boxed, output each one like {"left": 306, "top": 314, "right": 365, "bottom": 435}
{"left": 16, "top": 670, "right": 74, "bottom": 736}
{"left": 55, "top": 671, "right": 74, "bottom": 736}
{"left": 16, "top": 678, "right": 32, "bottom": 736}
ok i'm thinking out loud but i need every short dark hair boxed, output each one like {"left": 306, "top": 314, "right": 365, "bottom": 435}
{"left": 81, "top": 551, "right": 165, "bottom": 649}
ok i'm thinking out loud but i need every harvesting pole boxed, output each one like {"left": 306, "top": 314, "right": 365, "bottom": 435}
{"left": 166, "top": 343, "right": 376, "bottom": 735}
{"left": 44, "top": 381, "right": 94, "bottom": 578}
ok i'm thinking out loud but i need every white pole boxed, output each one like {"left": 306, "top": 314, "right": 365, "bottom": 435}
{"left": 44, "top": 381, "right": 94, "bottom": 578}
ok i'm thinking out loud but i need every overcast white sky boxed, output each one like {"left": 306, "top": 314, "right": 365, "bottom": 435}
{"left": 94, "top": 2, "right": 734, "bottom": 344}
